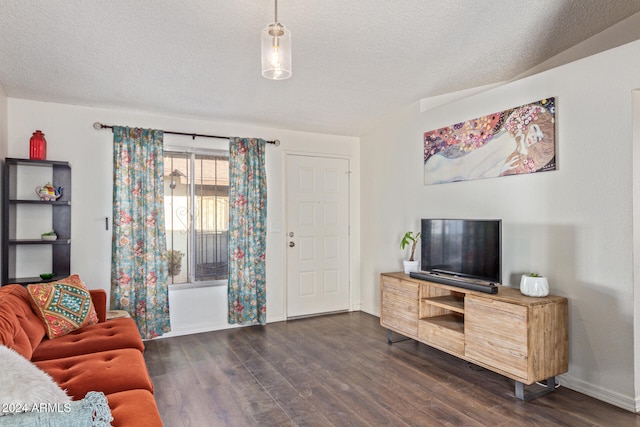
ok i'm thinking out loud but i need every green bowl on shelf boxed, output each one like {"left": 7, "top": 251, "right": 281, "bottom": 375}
{"left": 40, "top": 273, "right": 55, "bottom": 280}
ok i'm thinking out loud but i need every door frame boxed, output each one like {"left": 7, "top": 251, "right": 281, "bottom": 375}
{"left": 284, "top": 152, "right": 352, "bottom": 319}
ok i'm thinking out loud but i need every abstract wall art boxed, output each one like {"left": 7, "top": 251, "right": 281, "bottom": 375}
{"left": 423, "top": 98, "right": 556, "bottom": 185}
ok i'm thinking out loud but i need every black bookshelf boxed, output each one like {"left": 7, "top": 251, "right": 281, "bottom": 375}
{"left": 2, "top": 158, "right": 71, "bottom": 285}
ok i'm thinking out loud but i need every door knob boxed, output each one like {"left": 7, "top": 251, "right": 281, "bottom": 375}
{"left": 289, "top": 242, "right": 295, "bottom": 247}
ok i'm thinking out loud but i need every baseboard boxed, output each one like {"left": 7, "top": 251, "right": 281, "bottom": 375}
{"left": 360, "top": 307, "right": 380, "bottom": 317}
{"left": 157, "top": 310, "right": 360, "bottom": 339}
{"left": 560, "top": 374, "right": 638, "bottom": 413}
{"left": 267, "top": 313, "right": 286, "bottom": 323}
{"left": 154, "top": 322, "right": 242, "bottom": 339}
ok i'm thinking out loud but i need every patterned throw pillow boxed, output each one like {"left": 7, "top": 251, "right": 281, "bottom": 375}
{"left": 27, "top": 275, "right": 99, "bottom": 339}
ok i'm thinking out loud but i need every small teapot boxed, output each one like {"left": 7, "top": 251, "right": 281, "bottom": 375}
{"left": 35, "top": 182, "right": 63, "bottom": 201}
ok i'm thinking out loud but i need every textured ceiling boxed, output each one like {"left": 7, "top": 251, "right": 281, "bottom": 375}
{"left": 1, "top": 1, "right": 640, "bottom": 136}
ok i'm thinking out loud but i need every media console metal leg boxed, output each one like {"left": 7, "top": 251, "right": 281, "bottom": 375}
{"left": 515, "top": 377, "right": 557, "bottom": 401}
{"left": 386, "top": 329, "right": 411, "bottom": 344}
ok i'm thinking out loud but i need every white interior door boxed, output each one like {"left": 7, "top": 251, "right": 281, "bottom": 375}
{"left": 286, "top": 154, "right": 350, "bottom": 318}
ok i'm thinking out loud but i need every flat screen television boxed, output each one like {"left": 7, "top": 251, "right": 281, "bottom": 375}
{"left": 420, "top": 219, "right": 501, "bottom": 284}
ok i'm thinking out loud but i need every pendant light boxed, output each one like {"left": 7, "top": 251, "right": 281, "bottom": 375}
{"left": 261, "top": 0, "right": 292, "bottom": 80}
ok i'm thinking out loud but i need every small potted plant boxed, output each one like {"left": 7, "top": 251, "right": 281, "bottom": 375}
{"left": 41, "top": 230, "right": 57, "bottom": 241}
{"left": 168, "top": 249, "right": 184, "bottom": 276}
{"left": 400, "top": 231, "right": 421, "bottom": 274}
{"left": 519, "top": 272, "right": 549, "bottom": 297}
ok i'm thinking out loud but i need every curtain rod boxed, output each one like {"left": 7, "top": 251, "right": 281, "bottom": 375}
{"left": 92, "top": 122, "right": 280, "bottom": 146}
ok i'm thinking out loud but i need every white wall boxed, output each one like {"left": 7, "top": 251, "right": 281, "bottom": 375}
{"left": 360, "top": 40, "right": 640, "bottom": 410}
{"left": 6, "top": 100, "right": 360, "bottom": 335}
{"left": 633, "top": 89, "right": 640, "bottom": 412}
{"left": 0, "top": 85, "right": 6, "bottom": 158}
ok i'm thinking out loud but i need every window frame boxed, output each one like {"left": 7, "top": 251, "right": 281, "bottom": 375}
{"left": 164, "top": 145, "right": 229, "bottom": 288}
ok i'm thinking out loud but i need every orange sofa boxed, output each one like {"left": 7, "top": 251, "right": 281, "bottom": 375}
{"left": 0, "top": 284, "right": 163, "bottom": 426}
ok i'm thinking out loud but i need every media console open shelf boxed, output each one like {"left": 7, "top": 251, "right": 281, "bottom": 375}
{"left": 380, "top": 272, "right": 568, "bottom": 400}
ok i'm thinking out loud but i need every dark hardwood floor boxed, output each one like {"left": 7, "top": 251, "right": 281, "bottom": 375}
{"left": 144, "top": 312, "right": 639, "bottom": 426}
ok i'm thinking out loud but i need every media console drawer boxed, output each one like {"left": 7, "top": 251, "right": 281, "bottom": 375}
{"left": 381, "top": 293, "right": 418, "bottom": 337}
{"left": 418, "top": 316, "right": 464, "bottom": 355}
{"left": 465, "top": 296, "right": 528, "bottom": 380}
{"left": 381, "top": 276, "right": 418, "bottom": 299}
{"left": 380, "top": 275, "right": 419, "bottom": 338}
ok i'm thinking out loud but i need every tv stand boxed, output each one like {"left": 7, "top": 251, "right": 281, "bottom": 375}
{"left": 380, "top": 272, "right": 568, "bottom": 401}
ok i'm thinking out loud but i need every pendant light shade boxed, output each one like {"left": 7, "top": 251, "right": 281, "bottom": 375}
{"left": 261, "top": 1, "right": 292, "bottom": 80}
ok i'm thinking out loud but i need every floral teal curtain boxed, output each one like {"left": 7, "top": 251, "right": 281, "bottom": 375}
{"left": 110, "top": 126, "right": 171, "bottom": 339}
{"left": 228, "top": 137, "right": 267, "bottom": 325}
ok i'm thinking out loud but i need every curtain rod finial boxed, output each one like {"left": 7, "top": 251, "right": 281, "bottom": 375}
{"left": 93, "top": 122, "right": 103, "bottom": 130}
{"left": 274, "top": 139, "right": 280, "bottom": 146}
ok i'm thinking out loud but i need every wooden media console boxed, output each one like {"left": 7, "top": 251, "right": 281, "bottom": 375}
{"left": 380, "top": 272, "right": 568, "bottom": 400}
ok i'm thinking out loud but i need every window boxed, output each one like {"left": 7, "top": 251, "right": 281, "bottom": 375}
{"left": 164, "top": 149, "right": 229, "bottom": 285}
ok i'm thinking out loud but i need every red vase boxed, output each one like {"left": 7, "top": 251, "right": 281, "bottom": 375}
{"left": 29, "top": 130, "right": 47, "bottom": 160}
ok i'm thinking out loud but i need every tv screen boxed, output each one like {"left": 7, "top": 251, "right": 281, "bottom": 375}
{"left": 420, "top": 219, "right": 501, "bottom": 284}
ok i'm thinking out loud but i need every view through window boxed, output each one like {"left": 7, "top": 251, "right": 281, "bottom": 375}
{"left": 164, "top": 150, "right": 229, "bottom": 284}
